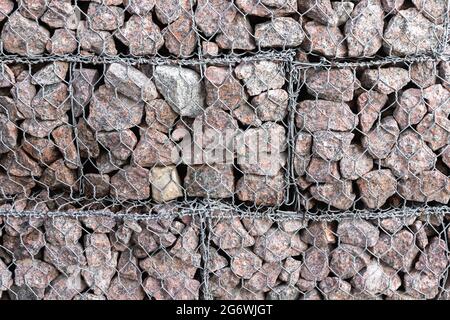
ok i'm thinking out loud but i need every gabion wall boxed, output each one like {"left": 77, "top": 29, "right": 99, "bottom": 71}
{"left": 0, "top": 0, "right": 450, "bottom": 300}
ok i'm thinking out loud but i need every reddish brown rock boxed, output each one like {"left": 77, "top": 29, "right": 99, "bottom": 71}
{"left": 44, "top": 273, "right": 86, "bottom": 300}
{"left": 0, "top": 148, "right": 42, "bottom": 178}
{"left": 398, "top": 170, "right": 450, "bottom": 204}
{"left": 300, "top": 221, "right": 336, "bottom": 248}
{"left": 412, "top": 0, "right": 447, "bottom": 24}
{"left": 236, "top": 171, "right": 286, "bottom": 206}
{"left": 195, "top": 0, "right": 236, "bottom": 36}
{"left": 306, "top": 69, "right": 357, "bottom": 102}
{"left": 0, "top": 64, "right": 15, "bottom": 88}
{"left": 255, "top": 17, "right": 304, "bottom": 48}
{"left": 372, "top": 230, "right": 419, "bottom": 271}
{"left": 351, "top": 261, "right": 401, "bottom": 295}
{"left": 310, "top": 180, "right": 355, "bottom": 210}
{"left": 154, "top": 0, "right": 191, "bottom": 25}
{"left": 116, "top": 14, "right": 164, "bottom": 56}
{"left": 71, "top": 68, "right": 100, "bottom": 117}
{"left": 14, "top": 259, "right": 58, "bottom": 289}
{"left": 319, "top": 277, "right": 353, "bottom": 300}
{"left": 294, "top": 132, "right": 312, "bottom": 176}
{"left": 163, "top": 14, "right": 196, "bottom": 57}
{"left": 39, "top": 159, "right": 78, "bottom": 191}
{"left": 361, "top": 67, "right": 410, "bottom": 94}
{"left": 97, "top": 130, "right": 137, "bottom": 161}
{"left": 340, "top": 145, "right": 373, "bottom": 180}
{"left": 246, "top": 262, "right": 282, "bottom": 292}
{"left": 361, "top": 116, "right": 400, "bottom": 159}
{"left": 411, "top": 61, "right": 437, "bottom": 88}
{"left": 242, "top": 218, "right": 273, "bottom": 236}
{"left": 345, "top": 0, "right": 384, "bottom": 57}
{"left": 383, "top": 130, "right": 436, "bottom": 178}
{"left": 10, "top": 71, "right": 36, "bottom": 119}
{"left": 41, "top": 0, "right": 79, "bottom": 29}
{"left": 133, "top": 128, "right": 177, "bottom": 167}
{"left": 229, "top": 248, "right": 263, "bottom": 279}
{"left": 337, "top": 219, "right": 379, "bottom": 247}
{"left": 87, "top": 3, "right": 124, "bottom": 31}
{"left": 298, "top": 0, "right": 338, "bottom": 25}
{"left": 312, "top": 131, "right": 354, "bottom": 161}
{"left": 31, "top": 83, "right": 69, "bottom": 121}
{"left": 211, "top": 218, "right": 255, "bottom": 250}
{"left": 52, "top": 125, "right": 80, "bottom": 169}
{"left": 76, "top": 119, "right": 100, "bottom": 159}
{"left": 306, "top": 157, "right": 340, "bottom": 183}
{"left": 357, "top": 91, "right": 388, "bottom": 133}
{"left": 46, "top": 29, "right": 78, "bottom": 55}
{"left": 32, "top": 62, "right": 69, "bottom": 86}
{"left": 88, "top": 85, "right": 144, "bottom": 131}
{"left": 252, "top": 89, "right": 288, "bottom": 122}
{"left": 0, "top": 259, "right": 13, "bottom": 296}
{"left": 236, "top": 0, "right": 297, "bottom": 17}
{"left": 164, "top": 275, "right": 201, "bottom": 300}
{"left": 253, "top": 227, "right": 307, "bottom": 262}
{"left": 300, "top": 247, "right": 329, "bottom": 281}
{"left": 18, "top": 0, "right": 46, "bottom": 19}
{"left": 383, "top": 9, "right": 442, "bottom": 56}
{"left": 83, "top": 174, "right": 111, "bottom": 198}
{"left": 77, "top": 21, "right": 117, "bottom": 55}
{"left": 393, "top": 89, "right": 427, "bottom": 129}
{"left": 123, "top": 0, "right": 155, "bottom": 15}
{"left": 332, "top": 1, "right": 354, "bottom": 25}
{"left": 329, "top": 244, "right": 371, "bottom": 279}
{"left": 205, "top": 66, "right": 245, "bottom": 111}
{"left": 145, "top": 99, "right": 178, "bottom": 133}
{"left": 303, "top": 21, "right": 346, "bottom": 57}
{"left": 107, "top": 276, "right": 145, "bottom": 300}
{"left": 235, "top": 60, "right": 285, "bottom": 96}
{"left": 185, "top": 164, "right": 234, "bottom": 198}
{"left": 215, "top": 13, "right": 256, "bottom": 51}
{"left": 403, "top": 271, "right": 439, "bottom": 299}
{"left": 110, "top": 166, "right": 150, "bottom": 201}
{"left": 0, "top": 0, "right": 13, "bottom": 22}
{"left": 416, "top": 113, "right": 450, "bottom": 151}
{"left": 2, "top": 12, "right": 50, "bottom": 55}
{"left": 357, "top": 169, "right": 397, "bottom": 209}
{"left": 415, "top": 237, "right": 448, "bottom": 276}
{"left": 2, "top": 229, "right": 45, "bottom": 259}
{"left": 295, "top": 99, "right": 358, "bottom": 132}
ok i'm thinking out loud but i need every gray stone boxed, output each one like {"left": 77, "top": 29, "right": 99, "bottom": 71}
{"left": 154, "top": 65, "right": 205, "bottom": 117}
{"left": 351, "top": 261, "right": 401, "bottom": 295}
{"left": 150, "top": 165, "right": 183, "bottom": 203}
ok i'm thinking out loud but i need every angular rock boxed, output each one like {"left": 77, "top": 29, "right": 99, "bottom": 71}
{"left": 164, "top": 275, "right": 201, "bottom": 300}
{"left": 305, "top": 69, "right": 357, "bottom": 102}
{"left": 97, "top": 130, "right": 137, "bottom": 161}
{"left": 398, "top": 170, "right": 450, "bottom": 204}
{"left": 211, "top": 218, "right": 255, "bottom": 250}
{"left": 415, "top": 237, "right": 448, "bottom": 276}
{"left": 0, "top": 259, "right": 12, "bottom": 294}
{"left": 300, "top": 247, "right": 330, "bottom": 281}
{"left": 145, "top": 99, "right": 178, "bottom": 133}
{"left": 403, "top": 271, "right": 439, "bottom": 299}
{"left": 105, "top": 63, "right": 158, "bottom": 103}
{"left": 310, "top": 180, "right": 355, "bottom": 210}
{"left": 329, "top": 244, "right": 371, "bottom": 279}
{"left": 332, "top": 1, "right": 354, "bottom": 26}
{"left": 185, "top": 164, "right": 234, "bottom": 198}
{"left": 87, "top": 85, "right": 144, "bottom": 131}
{"left": 154, "top": 65, "right": 205, "bottom": 117}
{"left": 44, "top": 272, "right": 86, "bottom": 300}
{"left": 116, "top": 14, "right": 164, "bottom": 56}
{"left": 372, "top": 230, "right": 419, "bottom": 271}
{"left": 150, "top": 165, "right": 183, "bottom": 203}
{"left": 303, "top": 21, "right": 346, "bottom": 57}
{"left": 110, "top": 166, "right": 150, "bottom": 201}
{"left": 77, "top": 21, "right": 117, "bottom": 55}
{"left": 39, "top": 158, "right": 78, "bottom": 191}
{"left": 230, "top": 248, "right": 263, "bottom": 279}
{"left": 351, "top": 261, "right": 401, "bottom": 295}
{"left": 345, "top": 0, "right": 384, "bottom": 57}
{"left": 361, "top": 67, "right": 410, "bottom": 94}
{"left": 163, "top": 14, "right": 197, "bottom": 57}
{"left": 236, "top": 0, "right": 297, "bottom": 17}
{"left": 300, "top": 221, "right": 336, "bottom": 248}
{"left": 253, "top": 227, "right": 307, "bottom": 262}
{"left": 393, "top": 89, "right": 427, "bottom": 129}
{"left": 383, "top": 9, "right": 442, "bottom": 56}
{"left": 52, "top": 125, "right": 80, "bottom": 169}
{"left": 133, "top": 128, "right": 177, "bottom": 167}
{"left": 32, "top": 62, "right": 69, "bottom": 86}
{"left": 205, "top": 66, "right": 246, "bottom": 111}
{"left": 279, "top": 257, "right": 302, "bottom": 285}
{"left": 235, "top": 60, "right": 285, "bottom": 96}
{"left": 340, "top": 145, "right": 373, "bottom": 180}
{"left": 31, "top": 82, "right": 69, "bottom": 121}
{"left": 87, "top": 3, "right": 124, "bottom": 31}
{"left": 294, "top": 132, "right": 312, "bottom": 176}
{"left": 252, "top": 89, "right": 288, "bottom": 122}
{"left": 76, "top": 118, "right": 100, "bottom": 159}
{"left": 312, "top": 131, "right": 354, "bottom": 161}
{"left": 357, "top": 91, "right": 388, "bottom": 133}
{"left": 154, "top": 0, "right": 191, "bottom": 25}
{"left": 236, "top": 171, "right": 286, "bottom": 206}
{"left": 2, "top": 12, "right": 50, "bottom": 55}
{"left": 0, "top": 149, "right": 42, "bottom": 177}
{"left": 246, "top": 262, "right": 282, "bottom": 292}
{"left": 383, "top": 130, "right": 436, "bottom": 178}
{"left": 357, "top": 169, "right": 397, "bottom": 208}
{"left": 242, "top": 218, "right": 273, "bottom": 236}
{"left": 194, "top": 0, "right": 236, "bottom": 36}
{"left": 337, "top": 219, "right": 380, "bottom": 247}
{"left": 298, "top": 0, "right": 338, "bottom": 25}
{"left": 255, "top": 17, "right": 304, "bottom": 48}
{"left": 41, "top": 0, "right": 79, "bottom": 29}
{"left": 124, "top": 0, "right": 155, "bottom": 15}
{"left": 83, "top": 174, "right": 111, "bottom": 198}
{"left": 412, "top": 0, "right": 447, "bottom": 24}
{"left": 0, "top": 173, "right": 35, "bottom": 196}
{"left": 46, "top": 29, "right": 78, "bottom": 55}
{"left": 215, "top": 13, "right": 256, "bottom": 51}
{"left": 319, "top": 277, "right": 353, "bottom": 300}
{"left": 107, "top": 276, "right": 145, "bottom": 300}
{"left": 14, "top": 259, "right": 58, "bottom": 289}
{"left": 0, "top": 0, "right": 13, "bottom": 22}
{"left": 71, "top": 68, "right": 99, "bottom": 117}
{"left": 361, "top": 116, "right": 400, "bottom": 159}
{"left": 10, "top": 71, "right": 36, "bottom": 119}
{"left": 140, "top": 250, "right": 197, "bottom": 279}
{"left": 0, "top": 64, "right": 15, "bottom": 88}
{"left": 296, "top": 99, "right": 358, "bottom": 132}
{"left": 18, "top": 0, "right": 46, "bottom": 19}
{"left": 411, "top": 61, "right": 437, "bottom": 88}
{"left": 416, "top": 113, "right": 450, "bottom": 151}
{"left": 2, "top": 229, "right": 45, "bottom": 259}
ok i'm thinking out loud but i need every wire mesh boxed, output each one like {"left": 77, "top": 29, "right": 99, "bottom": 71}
{"left": 0, "top": 0, "right": 449, "bottom": 300}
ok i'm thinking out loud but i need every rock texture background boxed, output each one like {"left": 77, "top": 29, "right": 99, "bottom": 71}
{"left": 0, "top": 0, "right": 450, "bottom": 300}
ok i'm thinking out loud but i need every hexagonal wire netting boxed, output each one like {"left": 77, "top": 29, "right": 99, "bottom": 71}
{"left": 0, "top": 0, "right": 450, "bottom": 300}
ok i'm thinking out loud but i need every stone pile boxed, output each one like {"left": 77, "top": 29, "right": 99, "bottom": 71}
{"left": 0, "top": 0, "right": 445, "bottom": 58}
{"left": 208, "top": 215, "right": 450, "bottom": 300}
{"left": 0, "top": 60, "right": 289, "bottom": 209}
{"left": 0, "top": 212, "right": 202, "bottom": 300}
{"left": 295, "top": 61, "right": 450, "bottom": 210}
